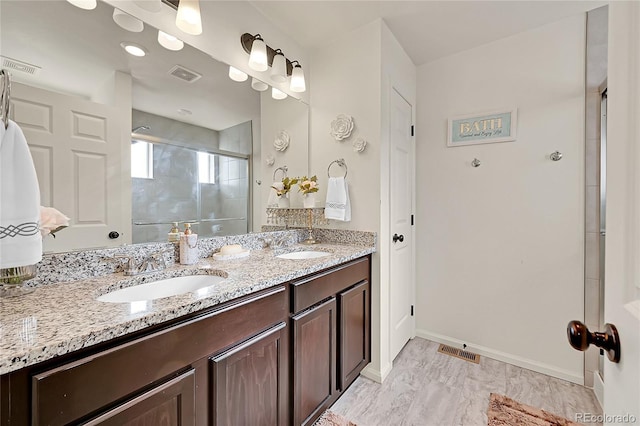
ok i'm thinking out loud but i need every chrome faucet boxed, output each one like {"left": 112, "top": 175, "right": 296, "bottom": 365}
{"left": 260, "top": 235, "right": 290, "bottom": 249}
{"left": 115, "top": 250, "right": 169, "bottom": 276}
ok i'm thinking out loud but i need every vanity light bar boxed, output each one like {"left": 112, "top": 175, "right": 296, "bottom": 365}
{"left": 240, "top": 33, "right": 293, "bottom": 76}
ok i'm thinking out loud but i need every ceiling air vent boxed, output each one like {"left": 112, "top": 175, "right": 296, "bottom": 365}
{"left": 0, "top": 56, "right": 41, "bottom": 76}
{"left": 168, "top": 65, "right": 202, "bottom": 83}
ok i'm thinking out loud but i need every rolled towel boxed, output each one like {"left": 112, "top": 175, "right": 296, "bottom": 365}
{"left": 267, "top": 181, "right": 282, "bottom": 207}
{"left": 325, "top": 177, "right": 351, "bottom": 222}
{"left": 0, "top": 119, "right": 42, "bottom": 268}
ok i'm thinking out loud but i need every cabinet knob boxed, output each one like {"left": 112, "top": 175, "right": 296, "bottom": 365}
{"left": 567, "top": 320, "right": 620, "bottom": 363}
{"left": 108, "top": 231, "right": 120, "bottom": 239}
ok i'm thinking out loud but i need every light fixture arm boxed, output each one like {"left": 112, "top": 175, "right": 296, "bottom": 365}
{"left": 241, "top": 33, "right": 293, "bottom": 76}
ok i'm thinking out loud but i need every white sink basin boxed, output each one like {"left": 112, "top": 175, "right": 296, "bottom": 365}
{"left": 277, "top": 251, "right": 330, "bottom": 260}
{"left": 97, "top": 274, "right": 226, "bottom": 303}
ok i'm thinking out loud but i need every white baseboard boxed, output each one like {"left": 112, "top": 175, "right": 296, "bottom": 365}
{"left": 593, "top": 371, "right": 604, "bottom": 409}
{"left": 416, "top": 329, "right": 583, "bottom": 385}
{"left": 361, "top": 361, "right": 393, "bottom": 384}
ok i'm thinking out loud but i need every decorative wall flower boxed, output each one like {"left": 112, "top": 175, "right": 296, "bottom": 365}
{"left": 330, "top": 114, "right": 354, "bottom": 141}
{"left": 40, "top": 206, "right": 70, "bottom": 237}
{"left": 273, "top": 130, "right": 290, "bottom": 152}
{"left": 265, "top": 154, "right": 275, "bottom": 166}
{"left": 353, "top": 137, "right": 367, "bottom": 153}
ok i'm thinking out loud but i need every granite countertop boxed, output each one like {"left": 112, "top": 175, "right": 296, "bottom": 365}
{"left": 0, "top": 243, "right": 374, "bottom": 375}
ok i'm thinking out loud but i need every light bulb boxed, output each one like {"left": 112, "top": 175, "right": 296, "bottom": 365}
{"left": 157, "top": 31, "right": 184, "bottom": 51}
{"left": 176, "top": 0, "right": 203, "bottom": 36}
{"left": 270, "top": 51, "right": 287, "bottom": 83}
{"left": 251, "top": 78, "right": 269, "bottom": 92}
{"left": 229, "top": 66, "right": 248, "bottom": 82}
{"left": 272, "top": 87, "right": 287, "bottom": 100}
{"left": 113, "top": 8, "right": 144, "bottom": 33}
{"left": 290, "top": 63, "right": 306, "bottom": 93}
{"left": 248, "top": 36, "right": 268, "bottom": 72}
{"left": 66, "top": 0, "right": 97, "bottom": 10}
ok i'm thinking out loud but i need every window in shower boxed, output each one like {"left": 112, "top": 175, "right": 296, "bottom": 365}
{"left": 131, "top": 140, "right": 154, "bottom": 179}
{"left": 198, "top": 151, "right": 216, "bottom": 184}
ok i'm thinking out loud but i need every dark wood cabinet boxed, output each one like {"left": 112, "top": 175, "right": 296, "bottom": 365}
{"left": 338, "top": 280, "right": 370, "bottom": 391}
{"left": 292, "top": 298, "right": 337, "bottom": 426}
{"left": 83, "top": 369, "right": 196, "bottom": 426}
{"left": 0, "top": 255, "right": 371, "bottom": 426}
{"left": 211, "top": 322, "right": 288, "bottom": 426}
{"left": 290, "top": 257, "right": 371, "bottom": 426}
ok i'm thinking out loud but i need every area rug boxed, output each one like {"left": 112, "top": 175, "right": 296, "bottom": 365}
{"left": 488, "top": 393, "right": 582, "bottom": 425}
{"left": 313, "top": 410, "right": 357, "bottom": 426}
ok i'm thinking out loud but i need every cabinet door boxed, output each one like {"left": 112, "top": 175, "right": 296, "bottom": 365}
{"left": 211, "top": 322, "right": 287, "bottom": 426}
{"left": 339, "top": 280, "right": 370, "bottom": 390}
{"left": 83, "top": 370, "right": 196, "bottom": 426}
{"left": 292, "top": 298, "right": 337, "bottom": 426}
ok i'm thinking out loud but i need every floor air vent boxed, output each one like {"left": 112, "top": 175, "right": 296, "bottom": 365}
{"left": 437, "top": 344, "right": 480, "bottom": 364}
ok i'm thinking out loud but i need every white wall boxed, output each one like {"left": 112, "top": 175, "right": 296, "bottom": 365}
{"left": 309, "top": 20, "right": 417, "bottom": 382}
{"left": 416, "top": 15, "right": 586, "bottom": 383}
{"left": 309, "top": 20, "right": 384, "bottom": 377}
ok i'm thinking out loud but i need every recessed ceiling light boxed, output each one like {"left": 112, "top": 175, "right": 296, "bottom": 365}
{"left": 120, "top": 42, "right": 147, "bottom": 57}
{"left": 177, "top": 108, "right": 192, "bottom": 116}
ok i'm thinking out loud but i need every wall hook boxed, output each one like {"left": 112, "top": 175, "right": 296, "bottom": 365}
{"left": 471, "top": 158, "right": 481, "bottom": 168}
{"left": 550, "top": 151, "right": 563, "bottom": 161}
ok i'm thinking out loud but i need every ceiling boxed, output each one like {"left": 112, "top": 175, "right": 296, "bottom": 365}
{"left": 250, "top": 1, "right": 607, "bottom": 65}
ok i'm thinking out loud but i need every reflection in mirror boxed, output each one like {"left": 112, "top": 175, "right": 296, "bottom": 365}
{"left": 0, "top": 0, "right": 309, "bottom": 252}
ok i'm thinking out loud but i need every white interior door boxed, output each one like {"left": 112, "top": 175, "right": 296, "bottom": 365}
{"left": 602, "top": 2, "right": 640, "bottom": 421}
{"left": 10, "top": 82, "right": 127, "bottom": 252}
{"left": 389, "top": 88, "right": 415, "bottom": 360}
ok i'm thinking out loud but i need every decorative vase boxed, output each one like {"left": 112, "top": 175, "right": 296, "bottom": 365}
{"left": 303, "top": 193, "right": 316, "bottom": 208}
{"left": 277, "top": 194, "right": 290, "bottom": 208}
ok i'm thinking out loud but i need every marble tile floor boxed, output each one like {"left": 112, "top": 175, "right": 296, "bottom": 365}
{"left": 331, "top": 338, "right": 602, "bottom": 426}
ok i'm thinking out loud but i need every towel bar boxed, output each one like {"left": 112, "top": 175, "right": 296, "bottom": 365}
{"left": 273, "top": 166, "right": 288, "bottom": 181}
{"left": 327, "top": 158, "right": 347, "bottom": 178}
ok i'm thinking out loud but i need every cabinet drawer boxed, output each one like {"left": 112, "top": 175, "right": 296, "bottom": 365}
{"left": 292, "top": 257, "right": 369, "bottom": 313}
{"left": 32, "top": 286, "right": 286, "bottom": 426}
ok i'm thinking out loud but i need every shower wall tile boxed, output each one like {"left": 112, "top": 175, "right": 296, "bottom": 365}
{"left": 585, "top": 233, "right": 600, "bottom": 280}
{"left": 585, "top": 278, "right": 600, "bottom": 327}
{"left": 585, "top": 138, "right": 600, "bottom": 187}
{"left": 585, "top": 186, "right": 599, "bottom": 233}
{"left": 585, "top": 91, "right": 601, "bottom": 140}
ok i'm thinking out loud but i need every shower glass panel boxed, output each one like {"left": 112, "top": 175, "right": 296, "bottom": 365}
{"left": 131, "top": 142, "right": 249, "bottom": 243}
{"left": 598, "top": 89, "right": 607, "bottom": 379}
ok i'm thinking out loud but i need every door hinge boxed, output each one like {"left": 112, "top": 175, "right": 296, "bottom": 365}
{"left": 411, "top": 125, "right": 414, "bottom": 137}
{"left": 411, "top": 214, "right": 414, "bottom": 226}
{"left": 411, "top": 305, "right": 414, "bottom": 316}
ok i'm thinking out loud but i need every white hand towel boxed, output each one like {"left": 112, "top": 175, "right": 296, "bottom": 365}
{"left": 325, "top": 177, "right": 351, "bottom": 222}
{"left": 267, "top": 181, "right": 282, "bottom": 207}
{"left": 0, "top": 119, "right": 42, "bottom": 268}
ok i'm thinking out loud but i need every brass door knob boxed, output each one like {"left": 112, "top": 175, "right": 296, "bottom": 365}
{"left": 567, "top": 320, "right": 620, "bottom": 363}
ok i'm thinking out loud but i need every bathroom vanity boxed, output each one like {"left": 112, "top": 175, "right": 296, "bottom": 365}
{"left": 0, "top": 241, "right": 372, "bottom": 426}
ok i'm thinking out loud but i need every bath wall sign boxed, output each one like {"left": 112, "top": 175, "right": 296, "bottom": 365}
{"left": 447, "top": 108, "right": 517, "bottom": 147}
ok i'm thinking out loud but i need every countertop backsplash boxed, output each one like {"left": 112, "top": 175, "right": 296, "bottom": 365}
{"left": 28, "top": 228, "right": 376, "bottom": 288}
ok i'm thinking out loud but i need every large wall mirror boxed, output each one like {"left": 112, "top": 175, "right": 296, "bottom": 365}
{"left": 0, "top": 0, "right": 309, "bottom": 253}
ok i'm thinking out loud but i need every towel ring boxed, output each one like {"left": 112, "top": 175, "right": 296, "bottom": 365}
{"left": 273, "top": 166, "right": 288, "bottom": 181}
{"left": 0, "top": 70, "right": 11, "bottom": 130}
{"left": 327, "top": 158, "right": 348, "bottom": 178}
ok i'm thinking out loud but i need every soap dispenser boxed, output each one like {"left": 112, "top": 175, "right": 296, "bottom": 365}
{"left": 179, "top": 223, "right": 198, "bottom": 265}
{"left": 168, "top": 222, "right": 181, "bottom": 242}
